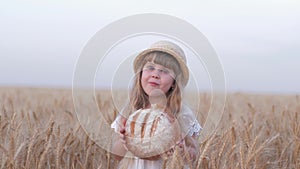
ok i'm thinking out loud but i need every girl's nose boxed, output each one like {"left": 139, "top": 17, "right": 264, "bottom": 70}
{"left": 151, "top": 70, "right": 160, "bottom": 78}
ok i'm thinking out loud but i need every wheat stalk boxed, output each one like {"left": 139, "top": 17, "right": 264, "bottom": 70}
{"left": 55, "top": 125, "right": 61, "bottom": 169}
{"left": 37, "top": 135, "right": 52, "bottom": 169}
{"left": 197, "top": 130, "right": 217, "bottom": 168}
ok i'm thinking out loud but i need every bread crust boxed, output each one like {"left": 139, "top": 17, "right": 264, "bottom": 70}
{"left": 125, "top": 106, "right": 181, "bottom": 158}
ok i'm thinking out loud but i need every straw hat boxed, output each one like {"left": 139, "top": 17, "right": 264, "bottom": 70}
{"left": 133, "top": 41, "right": 189, "bottom": 87}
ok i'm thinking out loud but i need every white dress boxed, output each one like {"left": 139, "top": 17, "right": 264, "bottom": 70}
{"left": 111, "top": 104, "right": 202, "bottom": 169}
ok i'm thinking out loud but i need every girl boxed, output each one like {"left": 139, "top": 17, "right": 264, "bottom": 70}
{"left": 111, "top": 41, "right": 202, "bottom": 168}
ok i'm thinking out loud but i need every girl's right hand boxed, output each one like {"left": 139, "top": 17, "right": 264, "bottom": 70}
{"left": 111, "top": 118, "right": 128, "bottom": 161}
{"left": 119, "top": 119, "right": 129, "bottom": 151}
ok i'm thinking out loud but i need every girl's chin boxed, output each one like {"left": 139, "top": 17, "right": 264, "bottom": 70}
{"left": 147, "top": 89, "right": 169, "bottom": 96}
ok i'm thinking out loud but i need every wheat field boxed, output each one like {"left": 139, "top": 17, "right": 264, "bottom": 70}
{"left": 0, "top": 87, "right": 299, "bottom": 169}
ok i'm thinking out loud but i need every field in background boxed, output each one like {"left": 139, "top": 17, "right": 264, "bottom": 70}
{"left": 0, "top": 87, "right": 299, "bottom": 169}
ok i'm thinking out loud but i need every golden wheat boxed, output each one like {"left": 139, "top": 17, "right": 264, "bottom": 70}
{"left": 0, "top": 87, "right": 299, "bottom": 168}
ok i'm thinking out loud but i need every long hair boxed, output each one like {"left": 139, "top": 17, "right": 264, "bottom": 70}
{"left": 123, "top": 51, "right": 184, "bottom": 118}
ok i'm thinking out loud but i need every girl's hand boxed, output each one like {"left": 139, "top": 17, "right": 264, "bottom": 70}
{"left": 119, "top": 119, "right": 129, "bottom": 151}
{"left": 184, "top": 135, "right": 198, "bottom": 161}
{"left": 165, "top": 140, "right": 185, "bottom": 156}
{"left": 185, "top": 145, "right": 197, "bottom": 161}
{"left": 111, "top": 118, "right": 128, "bottom": 161}
{"left": 165, "top": 138, "right": 197, "bottom": 161}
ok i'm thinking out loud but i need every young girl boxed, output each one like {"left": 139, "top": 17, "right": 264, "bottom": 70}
{"left": 111, "top": 41, "right": 202, "bottom": 168}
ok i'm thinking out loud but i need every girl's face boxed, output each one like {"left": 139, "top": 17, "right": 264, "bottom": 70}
{"left": 141, "top": 62, "right": 175, "bottom": 96}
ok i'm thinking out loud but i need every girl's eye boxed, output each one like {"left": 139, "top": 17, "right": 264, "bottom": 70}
{"left": 147, "top": 66, "right": 155, "bottom": 71}
{"left": 161, "top": 69, "right": 169, "bottom": 74}
{"left": 143, "top": 64, "right": 175, "bottom": 77}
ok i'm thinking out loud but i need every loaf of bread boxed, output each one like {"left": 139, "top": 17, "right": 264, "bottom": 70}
{"left": 125, "top": 105, "right": 181, "bottom": 158}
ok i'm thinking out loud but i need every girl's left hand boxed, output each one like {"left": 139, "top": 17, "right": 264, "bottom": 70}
{"left": 185, "top": 145, "right": 197, "bottom": 161}
{"left": 165, "top": 140, "right": 197, "bottom": 161}
{"left": 165, "top": 140, "right": 185, "bottom": 156}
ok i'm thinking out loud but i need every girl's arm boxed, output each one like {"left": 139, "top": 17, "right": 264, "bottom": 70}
{"left": 177, "top": 105, "right": 202, "bottom": 161}
{"left": 111, "top": 117, "right": 128, "bottom": 161}
{"left": 184, "top": 134, "right": 198, "bottom": 161}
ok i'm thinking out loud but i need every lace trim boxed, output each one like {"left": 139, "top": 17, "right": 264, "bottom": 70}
{"left": 111, "top": 115, "right": 122, "bottom": 133}
{"left": 188, "top": 120, "right": 202, "bottom": 136}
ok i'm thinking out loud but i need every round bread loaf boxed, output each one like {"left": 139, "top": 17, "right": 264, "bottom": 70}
{"left": 125, "top": 105, "right": 181, "bottom": 158}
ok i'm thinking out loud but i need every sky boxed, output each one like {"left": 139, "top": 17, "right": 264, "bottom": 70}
{"left": 1, "top": 0, "right": 300, "bottom": 94}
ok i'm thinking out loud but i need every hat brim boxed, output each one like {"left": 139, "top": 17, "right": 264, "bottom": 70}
{"left": 133, "top": 47, "right": 189, "bottom": 87}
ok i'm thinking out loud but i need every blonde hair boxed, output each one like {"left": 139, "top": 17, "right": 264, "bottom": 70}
{"left": 123, "top": 51, "right": 184, "bottom": 118}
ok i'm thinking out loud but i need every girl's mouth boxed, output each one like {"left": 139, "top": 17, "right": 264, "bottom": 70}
{"left": 149, "top": 82, "right": 159, "bottom": 86}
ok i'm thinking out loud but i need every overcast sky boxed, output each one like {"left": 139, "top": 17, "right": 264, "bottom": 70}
{"left": 1, "top": 0, "right": 299, "bottom": 94}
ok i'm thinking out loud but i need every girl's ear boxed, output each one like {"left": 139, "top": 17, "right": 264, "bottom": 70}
{"left": 169, "top": 83, "right": 174, "bottom": 90}
{"left": 172, "top": 80, "right": 177, "bottom": 89}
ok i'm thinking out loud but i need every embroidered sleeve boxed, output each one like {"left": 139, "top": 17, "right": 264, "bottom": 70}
{"left": 177, "top": 104, "right": 202, "bottom": 137}
{"left": 188, "top": 120, "right": 202, "bottom": 136}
